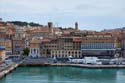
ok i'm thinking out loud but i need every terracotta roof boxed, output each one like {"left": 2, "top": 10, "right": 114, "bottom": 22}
{"left": 0, "top": 22, "right": 6, "bottom": 26}
{"left": 41, "top": 38, "right": 51, "bottom": 43}
{"left": 30, "top": 38, "right": 41, "bottom": 44}
{"left": 6, "top": 29, "right": 15, "bottom": 35}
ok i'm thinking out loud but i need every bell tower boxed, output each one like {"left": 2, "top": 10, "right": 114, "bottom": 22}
{"left": 48, "top": 22, "right": 53, "bottom": 33}
{"left": 75, "top": 22, "right": 78, "bottom": 30}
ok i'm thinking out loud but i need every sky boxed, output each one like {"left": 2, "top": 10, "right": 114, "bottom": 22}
{"left": 0, "top": 0, "right": 125, "bottom": 31}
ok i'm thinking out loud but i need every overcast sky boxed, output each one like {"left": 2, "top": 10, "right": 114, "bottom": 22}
{"left": 0, "top": 0, "right": 125, "bottom": 31}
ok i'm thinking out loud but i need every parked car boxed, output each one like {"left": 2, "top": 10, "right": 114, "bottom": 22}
{"left": 109, "top": 59, "right": 116, "bottom": 65}
{"left": 4, "top": 59, "right": 13, "bottom": 65}
{"left": 69, "top": 59, "right": 85, "bottom": 64}
{"left": 122, "top": 60, "right": 125, "bottom": 65}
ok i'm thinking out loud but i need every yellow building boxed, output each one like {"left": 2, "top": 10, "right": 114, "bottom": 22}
{"left": 0, "top": 39, "right": 12, "bottom": 55}
{"left": 50, "top": 36, "right": 82, "bottom": 58}
{"left": 0, "top": 46, "right": 6, "bottom": 61}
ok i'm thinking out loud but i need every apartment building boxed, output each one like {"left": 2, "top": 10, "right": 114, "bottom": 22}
{"left": 40, "top": 38, "right": 56, "bottom": 57}
{"left": 12, "top": 37, "right": 25, "bottom": 55}
{"left": 0, "top": 22, "right": 15, "bottom": 39}
{"left": 51, "top": 36, "right": 82, "bottom": 58}
{"left": 0, "top": 39, "right": 12, "bottom": 55}
{"left": 120, "top": 30, "right": 125, "bottom": 57}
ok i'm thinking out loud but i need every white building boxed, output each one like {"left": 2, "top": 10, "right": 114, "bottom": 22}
{"left": 29, "top": 48, "right": 40, "bottom": 58}
{"left": 29, "top": 38, "right": 41, "bottom": 58}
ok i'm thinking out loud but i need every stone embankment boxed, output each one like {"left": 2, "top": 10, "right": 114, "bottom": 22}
{"left": 0, "top": 63, "right": 19, "bottom": 79}
{"left": 49, "top": 63, "right": 125, "bottom": 69}
{"left": 20, "top": 58, "right": 125, "bottom": 68}
{"left": 20, "top": 62, "right": 125, "bottom": 69}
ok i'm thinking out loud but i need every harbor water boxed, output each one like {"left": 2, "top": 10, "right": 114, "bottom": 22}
{"left": 0, "top": 67, "right": 125, "bottom": 83}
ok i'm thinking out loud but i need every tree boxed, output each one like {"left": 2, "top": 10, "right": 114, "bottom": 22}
{"left": 23, "top": 48, "right": 30, "bottom": 56}
{"left": 0, "top": 57, "right": 2, "bottom": 61}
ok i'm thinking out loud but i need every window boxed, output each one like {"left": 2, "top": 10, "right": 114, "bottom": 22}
{"left": 34, "top": 49, "right": 36, "bottom": 53}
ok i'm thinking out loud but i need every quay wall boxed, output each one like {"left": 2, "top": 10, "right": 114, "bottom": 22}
{"left": 0, "top": 63, "right": 19, "bottom": 79}
{"left": 20, "top": 63, "right": 125, "bottom": 69}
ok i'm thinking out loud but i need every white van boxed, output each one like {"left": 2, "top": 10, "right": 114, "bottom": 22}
{"left": 84, "top": 57, "right": 102, "bottom": 65}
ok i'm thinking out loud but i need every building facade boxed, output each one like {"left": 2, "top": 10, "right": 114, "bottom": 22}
{"left": 0, "top": 46, "right": 6, "bottom": 61}
{"left": 81, "top": 33, "right": 116, "bottom": 58}
{"left": 50, "top": 36, "right": 82, "bottom": 58}
{"left": 0, "top": 39, "right": 12, "bottom": 55}
{"left": 29, "top": 38, "right": 41, "bottom": 58}
{"left": 12, "top": 38, "right": 25, "bottom": 55}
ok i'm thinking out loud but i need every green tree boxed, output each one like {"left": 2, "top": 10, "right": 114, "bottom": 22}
{"left": 0, "top": 57, "right": 2, "bottom": 61}
{"left": 23, "top": 48, "right": 30, "bottom": 56}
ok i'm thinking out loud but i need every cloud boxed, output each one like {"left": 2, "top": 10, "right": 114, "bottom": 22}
{"left": 1, "top": 0, "right": 125, "bottom": 16}
{"left": 0, "top": 0, "right": 125, "bottom": 30}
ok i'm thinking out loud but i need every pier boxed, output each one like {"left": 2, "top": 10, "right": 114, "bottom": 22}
{"left": 0, "top": 63, "right": 19, "bottom": 79}
{"left": 0, "top": 58, "right": 24, "bottom": 80}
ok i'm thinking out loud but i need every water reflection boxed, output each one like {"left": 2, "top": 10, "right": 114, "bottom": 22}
{"left": 0, "top": 67, "right": 125, "bottom": 83}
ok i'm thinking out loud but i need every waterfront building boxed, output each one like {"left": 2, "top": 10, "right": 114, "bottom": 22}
{"left": 51, "top": 50, "right": 81, "bottom": 58}
{"left": 39, "top": 35, "right": 82, "bottom": 58}
{"left": 81, "top": 32, "right": 116, "bottom": 58}
{"left": 51, "top": 36, "right": 82, "bottom": 58}
{"left": 29, "top": 38, "right": 41, "bottom": 58}
{"left": 120, "top": 30, "right": 125, "bottom": 57}
{"left": 40, "top": 38, "right": 53, "bottom": 57}
{"left": 0, "top": 46, "right": 6, "bottom": 61}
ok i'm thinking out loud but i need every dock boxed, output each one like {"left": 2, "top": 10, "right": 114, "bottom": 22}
{"left": 0, "top": 63, "right": 19, "bottom": 79}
